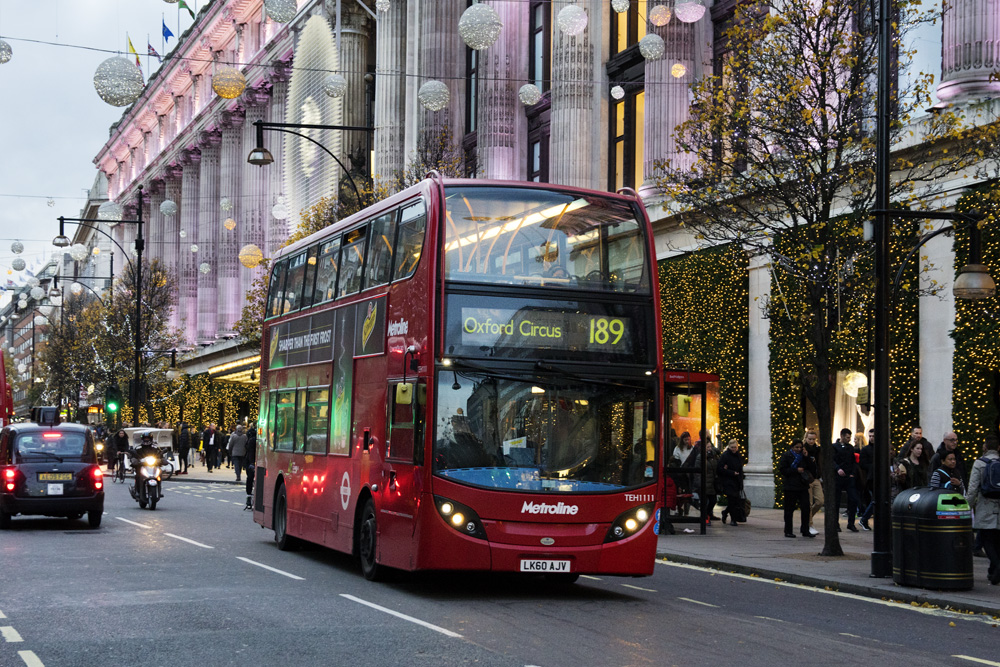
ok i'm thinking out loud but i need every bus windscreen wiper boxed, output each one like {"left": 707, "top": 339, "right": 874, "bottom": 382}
{"left": 533, "top": 360, "right": 647, "bottom": 389}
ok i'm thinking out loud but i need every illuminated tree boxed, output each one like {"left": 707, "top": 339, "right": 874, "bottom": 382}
{"left": 653, "top": 0, "right": 999, "bottom": 555}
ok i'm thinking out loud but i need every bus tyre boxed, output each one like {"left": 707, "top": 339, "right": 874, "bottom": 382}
{"left": 88, "top": 509, "right": 102, "bottom": 528}
{"left": 274, "top": 485, "right": 299, "bottom": 551}
{"left": 358, "top": 498, "right": 384, "bottom": 581}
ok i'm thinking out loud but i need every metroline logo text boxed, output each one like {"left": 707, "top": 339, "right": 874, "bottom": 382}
{"left": 521, "top": 501, "right": 579, "bottom": 515}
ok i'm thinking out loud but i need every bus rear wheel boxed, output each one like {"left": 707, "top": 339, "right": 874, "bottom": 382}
{"left": 274, "top": 485, "right": 299, "bottom": 551}
{"left": 358, "top": 498, "right": 385, "bottom": 581}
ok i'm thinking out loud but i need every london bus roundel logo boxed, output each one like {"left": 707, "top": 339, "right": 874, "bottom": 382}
{"left": 340, "top": 472, "right": 351, "bottom": 510}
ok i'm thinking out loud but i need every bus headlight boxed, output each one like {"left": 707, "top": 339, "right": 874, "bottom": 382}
{"left": 605, "top": 503, "right": 654, "bottom": 543}
{"left": 434, "top": 496, "right": 487, "bottom": 540}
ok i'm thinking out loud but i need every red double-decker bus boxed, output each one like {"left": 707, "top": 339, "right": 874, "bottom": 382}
{"left": 253, "top": 175, "right": 663, "bottom": 581}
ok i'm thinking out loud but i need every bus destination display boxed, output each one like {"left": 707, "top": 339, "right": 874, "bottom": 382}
{"left": 460, "top": 307, "right": 633, "bottom": 353}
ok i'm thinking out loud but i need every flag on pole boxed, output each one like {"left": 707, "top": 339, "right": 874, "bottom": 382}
{"left": 162, "top": 19, "right": 174, "bottom": 43}
{"left": 127, "top": 35, "right": 143, "bottom": 77}
{"left": 178, "top": 0, "right": 196, "bottom": 20}
{"left": 147, "top": 43, "right": 162, "bottom": 63}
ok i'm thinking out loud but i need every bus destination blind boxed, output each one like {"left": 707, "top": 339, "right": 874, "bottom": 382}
{"left": 460, "top": 307, "right": 633, "bottom": 353}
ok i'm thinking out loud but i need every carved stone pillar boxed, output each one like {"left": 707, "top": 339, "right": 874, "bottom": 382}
{"left": 374, "top": 0, "right": 407, "bottom": 189}
{"left": 477, "top": 1, "right": 528, "bottom": 180}
{"left": 242, "top": 89, "right": 270, "bottom": 300}
{"left": 179, "top": 149, "right": 201, "bottom": 342}
{"left": 744, "top": 255, "right": 775, "bottom": 508}
{"left": 938, "top": 0, "right": 1000, "bottom": 102}
{"left": 163, "top": 166, "right": 183, "bottom": 332}
{"left": 341, "top": 1, "right": 373, "bottom": 178}
{"left": 146, "top": 179, "right": 166, "bottom": 305}
{"left": 419, "top": 1, "right": 465, "bottom": 157}
{"left": 218, "top": 109, "right": 245, "bottom": 335}
{"left": 197, "top": 130, "right": 222, "bottom": 344}
{"left": 266, "top": 63, "right": 291, "bottom": 256}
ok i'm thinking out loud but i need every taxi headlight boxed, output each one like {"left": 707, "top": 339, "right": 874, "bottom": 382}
{"left": 434, "top": 496, "right": 487, "bottom": 540}
{"left": 605, "top": 503, "right": 655, "bottom": 543}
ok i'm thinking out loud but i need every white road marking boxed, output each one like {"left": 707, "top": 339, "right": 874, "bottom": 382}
{"left": 954, "top": 656, "right": 1000, "bottom": 667}
{"left": 840, "top": 632, "right": 864, "bottom": 639}
{"left": 677, "top": 597, "right": 719, "bottom": 608}
{"left": 580, "top": 575, "right": 602, "bottom": 581}
{"left": 622, "top": 584, "right": 657, "bottom": 592}
{"left": 340, "top": 594, "right": 463, "bottom": 638}
{"left": 657, "top": 559, "right": 999, "bottom": 625}
{"left": 0, "top": 610, "right": 5, "bottom": 618}
{"left": 164, "top": 533, "right": 214, "bottom": 549}
{"left": 1, "top": 626, "right": 23, "bottom": 642}
{"left": 236, "top": 557, "right": 305, "bottom": 580}
{"left": 18, "top": 651, "right": 44, "bottom": 667}
{"left": 115, "top": 517, "right": 151, "bottom": 529}
{"left": 755, "top": 616, "right": 790, "bottom": 623}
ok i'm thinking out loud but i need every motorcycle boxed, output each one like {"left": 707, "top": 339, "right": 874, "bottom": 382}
{"left": 127, "top": 450, "right": 162, "bottom": 510}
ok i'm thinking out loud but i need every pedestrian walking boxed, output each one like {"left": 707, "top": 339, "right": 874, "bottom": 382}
{"left": 833, "top": 428, "right": 861, "bottom": 532}
{"left": 779, "top": 439, "right": 815, "bottom": 538}
{"left": 894, "top": 439, "right": 930, "bottom": 492}
{"left": 803, "top": 429, "right": 823, "bottom": 536}
{"left": 965, "top": 435, "right": 1000, "bottom": 586}
{"left": 203, "top": 424, "right": 218, "bottom": 473}
{"left": 930, "top": 432, "right": 968, "bottom": 488}
{"left": 228, "top": 425, "right": 249, "bottom": 482}
{"left": 717, "top": 439, "right": 746, "bottom": 526}
{"left": 929, "top": 450, "right": 965, "bottom": 493}
{"left": 177, "top": 423, "right": 191, "bottom": 474}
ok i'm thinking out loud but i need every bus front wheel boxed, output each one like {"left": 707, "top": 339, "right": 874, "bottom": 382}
{"left": 274, "top": 485, "right": 299, "bottom": 551}
{"left": 358, "top": 498, "right": 384, "bottom": 581}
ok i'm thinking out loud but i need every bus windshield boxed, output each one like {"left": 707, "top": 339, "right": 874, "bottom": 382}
{"left": 433, "top": 372, "right": 656, "bottom": 493}
{"left": 443, "top": 186, "right": 650, "bottom": 293}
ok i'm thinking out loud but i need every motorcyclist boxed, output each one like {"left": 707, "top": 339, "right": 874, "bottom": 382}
{"left": 130, "top": 432, "right": 161, "bottom": 496}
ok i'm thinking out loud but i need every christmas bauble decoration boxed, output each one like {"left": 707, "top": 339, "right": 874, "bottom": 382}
{"left": 376, "top": 0, "right": 390, "bottom": 11}
{"left": 179, "top": 229, "right": 188, "bottom": 238}
{"left": 30, "top": 287, "right": 46, "bottom": 301}
{"left": 98, "top": 200, "right": 124, "bottom": 224}
{"left": 519, "top": 84, "right": 542, "bottom": 106}
{"left": 612, "top": 0, "right": 630, "bottom": 12}
{"left": 27, "top": 277, "right": 39, "bottom": 288}
{"left": 212, "top": 67, "right": 246, "bottom": 99}
{"left": 223, "top": 218, "right": 237, "bottom": 231}
{"left": 459, "top": 3, "right": 503, "bottom": 50}
{"left": 238, "top": 244, "right": 264, "bottom": 269}
{"left": 10, "top": 241, "right": 23, "bottom": 254}
{"left": 675, "top": 0, "right": 706, "bottom": 23}
{"left": 611, "top": 85, "right": 625, "bottom": 100}
{"left": 322, "top": 73, "right": 348, "bottom": 98}
{"left": 70, "top": 244, "right": 89, "bottom": 261}
{"left": 650, "top": 5, "right": 672, "bottom": 25}
{"left": 272, "top": 197, "right": 289, "bottom": 220}
{"left": 557, "top": 5, "right": 588, "bottom": 36}
{"left": 418, "top": 80, "right": 450, "bottom": 111}
{"left": 0, "top": 40, "right": 12, "bottom": 65}
{"left": 639, "top": 33, "right": 665, "bottom": 60}
{"left": 264, "top": 0, "right": 297, "bottom": 23}
{"left": 12, "top": 258, "right": 26, "bottom": 271}
{"left": 70, "top": 282, "right": 83, "bottom": 296}
{"left": 671, "top": 63, "right": 688, "bottom": 78}
{"left": 199, "top": 262, "right": 212, "bottom": 274}
{"left": 160, "top": 199, "right": 178, "bottom": 216}
{"left": 94, "top": 56, "right": 144, "bottom": 107}
{"left": 220, "top": 196, "right": 233, "bottom": 211}
{"left": 34, "top": 315, "right": 47, "bottom": 326}
{"left": 190, "top": 244, "right": 199, "bottom": 253}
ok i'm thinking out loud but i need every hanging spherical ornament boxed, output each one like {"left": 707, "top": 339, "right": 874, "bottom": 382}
{"left": 272, "top": 198, "right": 289, "bottom": 220}
{"left": 190, "top": 244, "right": 199, "bottom": 253}
{"left": 93, "top": 56, "right": 145, "bottom": 107}
{"left": 671, "top": 63, "right": 688, "bottom": 78}
{"left": 70, "top": 243, "right": 89, "bottom": 261}
{"left": 322, "top": 74, "right": 348, "bottom": 98}
{"left": 12, "top": 258, "right": 26, "bottom": 272}
{"left": 612, "top": 0, "right": 630, "bottom": 12}
{"left": 34, "top": 315, "right": 47, "bottom": 327}
{"left": 0, "top": 39, "right": 12, "bottom": 65}
{"left": 92, "top": 246, "right": 101, "bottom": 255}
{"left": 98, "top": 200, "right": 124, "bottom": 224}
{"left": 199, "top": 262, "right": 212, "bottom": 274}
{"left": 611, "top": 85, "right": 625, "bottom": 100}
{"left": 220, "top": 196, "right": 234, "bottom": 212}
{"left": 17, "top": 299, "right": 27, "bottom": 310}
{"left": 418, "top": 80, "right": 450, "bottom": 111}
{"left": 30, "top": 286, "right": 46, "bottom": 301}
{"left": 842, "top": 371, "right": 869, "bottom": 398}
{"left": 160, "top": 199, "right": 178, "bottom": 217}
{"left": 459, "top": 3, "right": 503, "bottom": 50}
{"left": 10, "top": 241, "right": 23, "bottom": 254}
{"left": 649, "top": 5, "right": 672, "bottom": 25}
{"left": 27, "top": 277, "right": 39, "bottom": 288}
{"left": 8, "top": 347, "right": 15, "bottom": 355}
{"left": 239, "top": 244, "right": 265, "bottom": 269}
{"left": 518, "top": 84, "right": 542, "bottom": 106}
{"left": 212, "top": 67, "right": 246, "bottom": 99}
{"left": 375, "top": 0, "right": 391, "bottom": 12}
{"left": 179, "top": 229, "right": 188, "bottom": 238}
{"left": 70, "top": 282, "right": 84, "bottom": 296}
{"left": 557, "top": 5, "right": 588, "bottom": 36}
{"left": 639, "top": 33, "right": 665, "bottom": 60}
{"left": 223, "top": 218, "right": 237, "bottom": 231}
{"left": 264, "top": 0, "right": 297, "bottom": 23}
{"left": 674, "top": 0, "right": 706, "bottom": 23}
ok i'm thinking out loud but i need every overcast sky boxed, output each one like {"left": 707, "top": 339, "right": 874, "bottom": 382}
{"left": 0, "top": 0, "right": 200, "bottom": 301}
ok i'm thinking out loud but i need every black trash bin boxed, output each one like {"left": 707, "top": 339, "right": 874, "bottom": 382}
{"left": 891, "top": 487, "right": 974, "bottom": 590}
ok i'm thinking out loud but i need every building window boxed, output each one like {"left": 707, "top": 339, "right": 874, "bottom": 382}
{"left": 607, "top": 34, "right": 646, "bottom": 191}
{"left": 529, "top": 1, "right": 551, "bottom": 92}
{"left": 466, "top": 45, "right": 478, "bottom": 135}
{"left": 612, "top": 0, "right": 648, "bottom": 55}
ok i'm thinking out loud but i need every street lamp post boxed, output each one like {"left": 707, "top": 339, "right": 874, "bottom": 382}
{"left": 54, "top": 186, "right": 145, "bottom": 425}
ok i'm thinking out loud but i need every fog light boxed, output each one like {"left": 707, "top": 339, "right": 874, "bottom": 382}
{"left": 440, "top": 502, "right": 454, "bottom": 515}
{"left": 451, "top": 512, "right": 465, "bottom": 526}
{"left": 625, "top": 518, "right": 638, "bottom": 531}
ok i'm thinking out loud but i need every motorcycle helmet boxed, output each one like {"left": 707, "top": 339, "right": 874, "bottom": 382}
{"left": 141, "top": 431, "right": 154, "bottom": 444}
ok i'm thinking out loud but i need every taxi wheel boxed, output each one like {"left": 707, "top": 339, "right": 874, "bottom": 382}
{"left": 0, "top": 509, "right": 10, "bottom": 529}
{"left": 358, "top": 498, "right": 385, "bottom": 582}
{"left": 88, "top": 510, "right": 102, "bottom": 528}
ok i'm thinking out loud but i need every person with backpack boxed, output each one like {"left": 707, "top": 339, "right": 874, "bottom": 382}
{"left": 966, "top": 435, "right": 1000, "bottom": 586}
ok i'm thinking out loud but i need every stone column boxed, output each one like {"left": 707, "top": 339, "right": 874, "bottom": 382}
{"left": 643, "top": 16, "right": 696, "bottom": 196}
{"left": 341, "top": 1, "right": 373, "bottom": 180}
{"left": 477, "top": 1, "right": 528, "bottom": 180}
{"left": 919, "top": 226, "right": 956, "bottom": 440}
{"left": 197, "top": 129, "right": 222, "bottom": 344}
{"left": 179, "top": 149, "right": 201, "bottom": 342}
{"left": 163, "top": 167, "right": 183, "bottom": 332}
{"left": 242, "top": 89, "right": 270, "bottom": 297}
{"left": 146, "top": 178, "right": 166, "bottom": 292}
{"left": 938, "top": 0, "right": 1000, "bottom": 102}
{"left": 549, "top": 0, "right": 598, "bottom": 188}
{"left": 217, "top": 109, "right": 245, "bottom": 335}
{"left": 374, "top": 0, "right": 407, "bottom": 188}
{"left": 744, "top": 255, "right": 775, "bottom": 508}
{"left": 266, "top": 63, "right": 291, "bottom": 256}
{"left": 418, "top": 1, "right": 465, "bottom": 159}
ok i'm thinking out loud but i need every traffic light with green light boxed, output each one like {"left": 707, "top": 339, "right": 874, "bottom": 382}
{"left": 105, "top": 386, "right": 121, "bottom": 414}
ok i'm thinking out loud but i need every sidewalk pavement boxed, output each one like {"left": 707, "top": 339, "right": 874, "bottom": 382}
{"left": 656, "top": 507, "right": 1000, "bottom": 617}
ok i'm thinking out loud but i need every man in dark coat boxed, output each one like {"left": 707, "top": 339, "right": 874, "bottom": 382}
{"left": 202, "top": 424, "right": 218, "bottom": 473}
{"left": 779, "top": 439, "right": 815, "bottom": 538}
{"left": 833, "top": 427, "right": 861, "bottom": 532}
{"left": 177, "top": 423, "right": 191, "bottom": 474}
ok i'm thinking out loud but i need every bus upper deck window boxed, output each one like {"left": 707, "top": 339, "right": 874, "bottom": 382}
{"left": 365, "top": 211, "right": 398, "bottom": 289}
{"left": 394, "top": 203, "right": 426, "bottom": 281}
{"left": 283, "top": 252, "right": 308, "bottom": 314}
{"left": 267, "top": 259, "right": 288, "bottom": 318}
{"left": 313, "top": 238, "right": 340, "bottom": 305}
{"left": 338, "top": 227, "right": 367, "bottom": 298}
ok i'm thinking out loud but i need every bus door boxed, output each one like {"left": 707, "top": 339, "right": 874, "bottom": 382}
{"left": 377, "top": 379, "right": 424, "bottom": 568}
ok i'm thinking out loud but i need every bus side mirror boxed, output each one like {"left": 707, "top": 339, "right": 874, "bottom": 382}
{"left": 395, "top": 383, "right": 413, "bottom": 406}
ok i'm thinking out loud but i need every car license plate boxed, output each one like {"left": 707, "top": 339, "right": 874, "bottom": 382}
{"left": 47, "top": 483, "right": 64, "bottom": 496}
{"left": 520, "top": 559, "right": 571, "bottom": 573}
{"left": 39, "top": 473, "right": 72, "bottom": 481}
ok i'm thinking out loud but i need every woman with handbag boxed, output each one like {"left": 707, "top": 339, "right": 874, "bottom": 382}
{"left": 717, "top": 438, "right": 746, "bottom": 525}
{"left": 895, "top": 440, "right": 930, "bottom": 491}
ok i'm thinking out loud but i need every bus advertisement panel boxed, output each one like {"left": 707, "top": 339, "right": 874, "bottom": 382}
{"left": 253, "top": 178, "right": 663, "bottom": 581}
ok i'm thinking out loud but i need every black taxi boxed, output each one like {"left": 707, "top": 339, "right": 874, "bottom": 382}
{"left": 0, "top": 419, "right": 105, "bottom": 528}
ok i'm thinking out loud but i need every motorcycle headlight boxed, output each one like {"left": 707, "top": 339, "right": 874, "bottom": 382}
{"left": 95, "top": 443, "right": 104, "bottom": 452}
{"left": 605, "top": 503, "right": 655, "bottom": 543}
{"left": 143, "top": 455, "right": 157, "bottom": 466}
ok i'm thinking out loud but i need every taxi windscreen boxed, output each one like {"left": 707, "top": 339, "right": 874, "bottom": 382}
{"left": 14, "top": 433, "right": 87, "bottom": 461}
